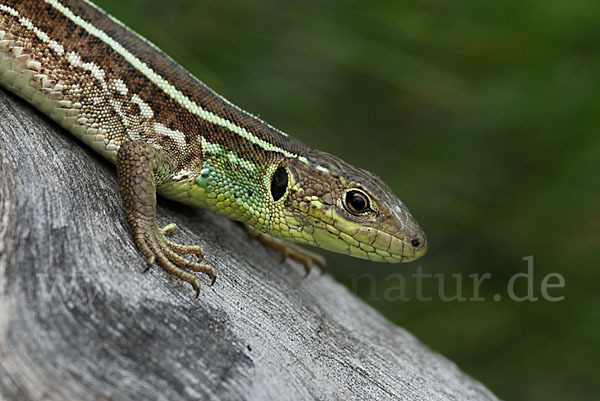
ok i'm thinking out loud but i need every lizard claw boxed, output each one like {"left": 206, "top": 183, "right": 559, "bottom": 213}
{"left": 190, "top": 277, "right": 201, "bottom": 299}
{"left": 144, "top": 255, "right": 155, "bottom": 271}
{"left": 160, "top": 223, "right": 178, "bottom": 235}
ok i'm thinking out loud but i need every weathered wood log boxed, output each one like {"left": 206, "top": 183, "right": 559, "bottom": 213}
{"left": 0, "top": 89, "right": 499, "bottom": 401}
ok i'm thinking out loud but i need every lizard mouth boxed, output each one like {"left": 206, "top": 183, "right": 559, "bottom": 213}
{"left": 307, "top": 213, "right": 428, "bottom": 263}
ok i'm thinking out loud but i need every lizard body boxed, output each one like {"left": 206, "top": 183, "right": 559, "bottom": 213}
{"left": 0, "top": 0, "right": 427, "bottom": 296}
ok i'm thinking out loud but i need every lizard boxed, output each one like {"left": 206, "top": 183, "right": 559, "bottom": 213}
{"left": 0, "top": 0, "right": 428, "bottom": 297}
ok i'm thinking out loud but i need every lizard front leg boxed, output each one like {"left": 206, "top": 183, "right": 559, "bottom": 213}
{"left": 117, "top": 140, "right": 215, "bottom": 298}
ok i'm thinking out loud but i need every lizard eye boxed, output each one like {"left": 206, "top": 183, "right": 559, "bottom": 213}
{"left": 270, "top": 166, "right": 288, "bottom": 201}
{"left": 344, "top": 190, "right": 371, "bottom": 214}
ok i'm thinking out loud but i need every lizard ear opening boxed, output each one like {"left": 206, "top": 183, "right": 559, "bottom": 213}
{"left": 270, "top": 166, "right": 289, "bottom": 201}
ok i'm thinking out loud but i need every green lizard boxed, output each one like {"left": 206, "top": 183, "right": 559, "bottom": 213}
{"left": 0, "top": 0, "right": 427, "bottom": 297}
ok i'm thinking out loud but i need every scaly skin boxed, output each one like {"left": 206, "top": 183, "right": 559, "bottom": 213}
{"left": 0, "top": 0, "right": 427, "bottom": 296}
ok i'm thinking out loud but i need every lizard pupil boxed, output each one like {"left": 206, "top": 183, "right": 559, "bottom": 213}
{"left": 270, "top": 167, "right": 288, "bottom": 201}
{"left": 345, "top": 190, "right": 369, "bottom": 214}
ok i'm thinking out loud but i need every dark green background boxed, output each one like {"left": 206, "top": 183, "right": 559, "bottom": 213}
{"left": 94, "top": 0, "right": 599, "bottom": 399}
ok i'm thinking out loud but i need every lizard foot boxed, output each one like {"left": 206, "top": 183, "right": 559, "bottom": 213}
{"left": 136, "top": 222, "right": 215, "bottom": 299}
{"left": 243, "top": 224, "right": 326, "bottom": 275}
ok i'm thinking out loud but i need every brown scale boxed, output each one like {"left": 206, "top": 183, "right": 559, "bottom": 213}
{"left": 12, "top": 0, "right": 309, "bottom": 162}
{"left": 54, "top": 0, "right": 308, "bottom": 154}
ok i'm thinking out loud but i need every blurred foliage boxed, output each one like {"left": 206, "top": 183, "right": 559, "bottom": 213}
{"left": 95, "top": 0, "right": 599, "bottom": 399}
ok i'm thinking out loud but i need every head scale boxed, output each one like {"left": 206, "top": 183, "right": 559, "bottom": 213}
{"left": 267, "top": 149, "right": 427, "bottom": 263}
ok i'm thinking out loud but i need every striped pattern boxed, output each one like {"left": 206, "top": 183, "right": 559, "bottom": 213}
{"left": 48, "top": 0, "right": 299, "bottom": 158}
{"left": 0, "top": 0, "right": 308, "bottom": 174}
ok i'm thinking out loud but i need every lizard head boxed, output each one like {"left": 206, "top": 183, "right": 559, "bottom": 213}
{"left": 268, "top": 149, "right": 427, "bottom": 263}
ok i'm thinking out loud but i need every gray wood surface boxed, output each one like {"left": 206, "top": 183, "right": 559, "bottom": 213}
{"left": 0, "top": 89, "right": 499, "bottom": 401}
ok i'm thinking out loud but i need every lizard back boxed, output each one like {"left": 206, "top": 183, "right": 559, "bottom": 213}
{"left": 0, "top": 0, "right": 308, "bottom": 173}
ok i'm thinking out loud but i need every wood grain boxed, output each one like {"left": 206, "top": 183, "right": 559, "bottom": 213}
{"left": 0, "top": 89, "right": 499, "bottom": 401}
